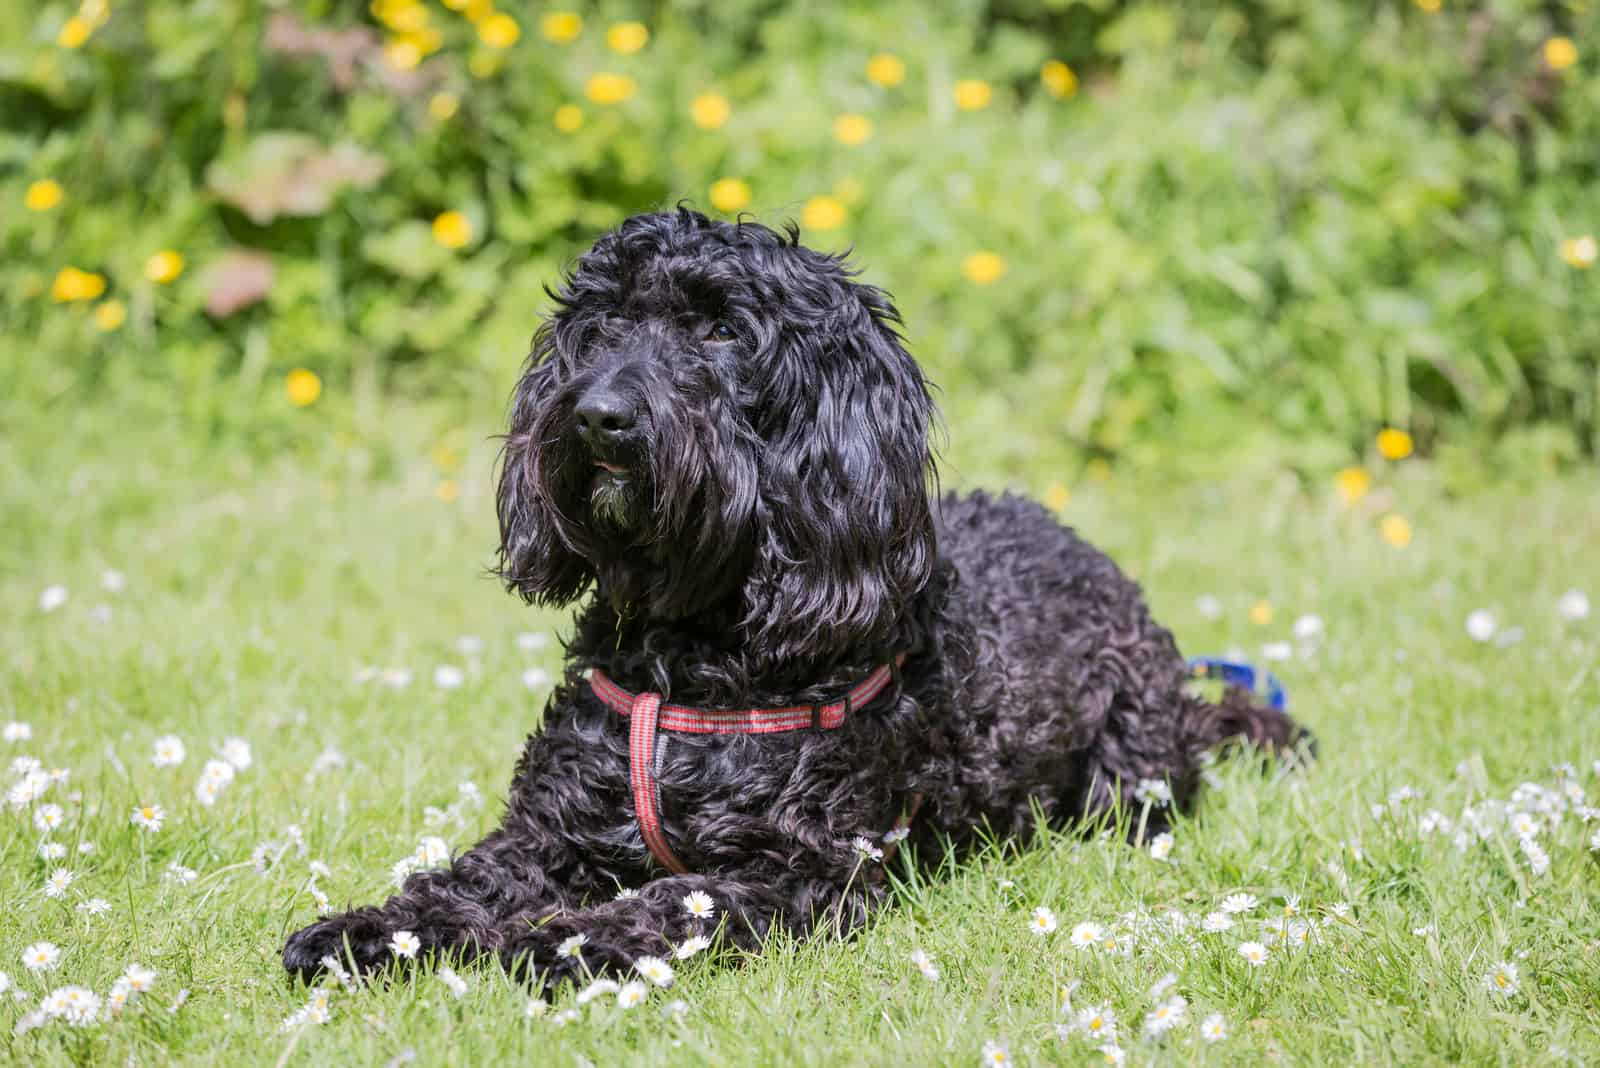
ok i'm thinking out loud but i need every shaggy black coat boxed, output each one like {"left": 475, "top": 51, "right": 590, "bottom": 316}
{"left": 283, "top": 208, "right": 1307, "bottom": 987}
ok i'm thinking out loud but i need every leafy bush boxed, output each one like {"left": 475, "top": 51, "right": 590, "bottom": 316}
{"left": 2, "top": 1, "right": 1596, "bottom": 475}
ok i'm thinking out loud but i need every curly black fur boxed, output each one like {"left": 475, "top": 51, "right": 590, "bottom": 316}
{"left": 283, "top": 208, "right": 1308, "bottom": 988}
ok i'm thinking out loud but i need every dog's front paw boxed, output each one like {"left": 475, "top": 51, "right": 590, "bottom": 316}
{"left": 282, "top": 911, "right": 393, "bottom": 982}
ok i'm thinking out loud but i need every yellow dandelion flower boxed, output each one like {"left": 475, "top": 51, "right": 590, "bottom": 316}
{"left": 691, "top": 92, "right": 731, "bottom": 130}
{"left": 437, "top": 479, "right": 460, "bottom": 503}
{"left": 866, "top": 52, "right": 906, "bottom": 88}
{"left": 144, "top": 250, "right": 184, "bottom": 284}
{"left": 372, "top": 0, "right": 428, "bottom": 33}
{"left": 50, "top": 266, "right": 106, "bottom": 303}
{"left": 93, "top": 299, "right": 126, "bottom": 332}
{"left": 1380, "top": 514, "right": 1413, "bottom": 548}
{"left": 1249, "top": 600, "right": 1274, "bottom": 626}
{"left": 1040, "top": 60, "right": 1078, "bottom": 99}
{"left": 285, "top": 368, "right": 322, "bottom": 407}
{"left": 461, "top": 0, "right": 493, "bottom": 21}
{"left": 541, "top": 11, "right": 583, "bottom": 43}
{"left": 1544, "top": 36, "right": 1577, "bottom": 71}
{"left": 384, "top": 37, "right": 423, "bottom": 71}
{"left": 1043, "top": 483, "right": 1070, "bottom": 511}
{"left": 1559, "top": 235, "right": 1597, "bottom": 269}
{"left": 833, "top": 113, "right": 874, "bottom": 146}
{"left": 478, "top": 13, "right": 520, "bottom": 49}
{"left": 1334, "top": 466, "right": 1371, "bottom": 506}
{"left": 1376, "top": 427, "right": 1413, "bottom": 461}
{"left": 429, "top": 92, "right": 460, "bottom": 121}
{"left": 709, "top": 178, "right": 751, "bottom": 214}
{"left": 1414, "top": 0, "right": 1440, "bottom": 11}
{"left": 962, "top": 251, "right": 1007, "bottom": 285}
{"left": 953, "top": 79, "right": 993, "bottom": 111}
{"left": 468, "top": 49, "right": 503, "bottom": 79}
{"left": 607, "top": 21, "right": 649, "bottom": 55}
{"left": 25, "top": 179, "right": 64, "bottom": 212}
{"left": 553, "top": 104, "right": 584, "bottom": 133}
{"left": 432, "top": 211, "right": 474, "bottom": 249}
{"left": 802, "top": 195, "right": 846, "bottom": 232}
{"left": 585, "top": 73, "right": 637, "bottom": 105}
{"left": 441, "top": 0, "right": 471, "bottom": 9}
{"left": 57, "top": 15, "right": 92, "bottom": 49}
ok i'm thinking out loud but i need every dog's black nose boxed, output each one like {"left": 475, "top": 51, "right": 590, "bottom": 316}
{"left": 574, "top": 387, "right": 636, "bottom": 444}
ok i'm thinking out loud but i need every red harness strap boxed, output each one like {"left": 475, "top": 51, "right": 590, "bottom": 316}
{"left": 588, "top": 657, "right": 908, "bottom": 874}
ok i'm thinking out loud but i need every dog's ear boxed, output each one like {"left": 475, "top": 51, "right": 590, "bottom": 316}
{"left": 742, "top": 271, "right": 937, "bottom": 663}
{"left": 496, "top": 326, "right": 593, "bottom": 606}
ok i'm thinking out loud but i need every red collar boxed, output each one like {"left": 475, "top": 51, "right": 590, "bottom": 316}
{"left": 587, "top": 656, "right": 906, "bottom": 874}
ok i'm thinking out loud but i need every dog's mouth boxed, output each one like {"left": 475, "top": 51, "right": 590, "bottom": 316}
{"left": 594, "top": 459, "right": 630, "bottom": 477}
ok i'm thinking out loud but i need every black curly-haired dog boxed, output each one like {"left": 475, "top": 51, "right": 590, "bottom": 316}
{"left": 283, "top": 208, "right": 1306, "bottom": 986}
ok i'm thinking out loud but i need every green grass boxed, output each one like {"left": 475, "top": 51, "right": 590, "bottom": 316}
{"left": 4, "top": 406, "right": 1599, "bottom": 1066}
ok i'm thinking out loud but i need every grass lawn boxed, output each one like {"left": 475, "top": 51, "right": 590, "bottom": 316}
{"left": 4, "top": 406, "right": 1598, "bottom": 1066}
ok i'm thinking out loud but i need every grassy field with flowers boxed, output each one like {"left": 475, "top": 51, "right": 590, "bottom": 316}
{"left": 4, "top": 401, "right": 1600, "bottom": 1066}
{"left": 6, "top": 0, "right": 1600, "bottom": 1063}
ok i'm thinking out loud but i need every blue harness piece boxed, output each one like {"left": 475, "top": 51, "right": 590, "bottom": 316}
{"left": 1187, "top": 657, "right": 1288, "bottom": 712}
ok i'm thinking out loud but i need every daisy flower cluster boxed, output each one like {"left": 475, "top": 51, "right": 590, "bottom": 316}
{"left": 422, "top": 780, "right": 487, "bottom": 831}
{"left": 1051, "top": 970, "right": 1231, "bottom": 1061}
{"left": 389, "top": 834, "right": 453, "bottom": 887}
{"left": 1371, "top": 762, "right": 1600, "bottom": 883}
{"left": 354, "top": 631, "right": 559, "bottom": 696}
{"left": 15, "top": 962, "right": 158, "bottom": 1035}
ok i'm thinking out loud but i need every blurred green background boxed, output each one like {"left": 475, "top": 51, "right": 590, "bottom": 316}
{"left": 3, "top": 0, "right": 1596, "bottom": 489}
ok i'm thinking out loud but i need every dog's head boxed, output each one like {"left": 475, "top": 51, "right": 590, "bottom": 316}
{"left": 497, "top": 208, "right": 936, "bottom": 663}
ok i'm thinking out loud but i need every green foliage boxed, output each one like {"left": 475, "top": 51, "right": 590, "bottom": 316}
{"left": 2, "top": 0, "right": 1598, "bottom": 472}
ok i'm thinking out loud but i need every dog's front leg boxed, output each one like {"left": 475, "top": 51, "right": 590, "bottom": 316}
{"left": 498, "top": 869, "right": 885, "bottom": 988}
{"left": 283, "top": 827, "right": 581, "bottom": 981}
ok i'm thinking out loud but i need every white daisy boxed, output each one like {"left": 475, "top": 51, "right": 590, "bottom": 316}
{"left": 456, "top": 635, "right": 484, "bottom": 656}
{"left": 220, "top": 737, "right": 252, "bottom": 771}
{"left": 1075, "top": 1005, "right": 1117, "bottom": 1042}
{"left": 1149, "top": 973, "right": 1178, "bottom": 1000}
{"left": 1262, "top": 641, "right": 1292, "bottom": 662}
{"left": 1202, "top": 911, "right": 1234, "bottom": 932}
{"left": 675, "top": 935, "right": 711, "bottom": 960}
{"left": 682, "top": 890, "right": 716, "bottom": 920}
{"left": 433, "top": 665, "right": 465, "bottom": 690}
{"left": 45, "top": 985, "right": 101, "bottom": 1026}
{"left": 615, "top": 887, "right": 640, "bottom": 900}
{"left": 101, "top": 569, "right": 125, "bottom": 592}
{"left": 556, "top": 933, "right": 587, "bottom": 959}
{"left": 524, "top": 997, "right": 549, "bottom": 1018}
{"left": 1069, "top": 921, "right": 1103, "bottom": 949}
{"left": 1148, "top": 832, "right": 1175, "bottom": 861}
{"left": 516, "top": 631, "right": 550, "bottom": 652}
{"left": 38, "top": 841, "right": 66, "bottom": 861}
{"left": 1483, "top": 960, "right": 1519, "bottom": 997}
{"left": 883, "top": 825, "right": 911, "bottom": 844}
{"left": 980, "top": 1039, "right": 1011, "bottom": 1066}
{"left": 195, "top": 777, "right": 222, "bottom": 807}
{"left": 661, "top": 998, "right": 689, "bottom": 1021}
{"left": 1134, "top": 778, "right": 1172, "bottom": 807}
{"left": 22, "top": 941, "right": 61, "bottom": 972}
{"left": 1558, "top": 589, "right": 1590, "bottom": 621}
{"left": 152, "top": 735, "right": 186, "bottom": 768}
{"left": 1199, "top": 1011, "right": 1228, "bottom": 1042}
{"left": 1195, "top": 594, "right": 1222, "bottom": 619}
{"left": 437, "top": 967, "right": 467, "bottom": 998}
{"left": 1143, "top": 995, "right": 1188, "bottom": 1036}
{"left": 1097, "top": 1046, "right": 1126, "bottom": 1066}
{"left": 77, "top": 841, "right": 95, "bottom": 855}
{"left": 11, "top": 755, "right": 42, "bottom": 777}
{"left": 39, "top": 585, "right": 68, "bottom": 612}
{"left": 33, "top": 802, "right": 64, "bottom": 833}
{"left": 522, "top": 667, "right": 552, "bottom": 691}
{"left": 1465, "top": 610, "right": 1497, "bottom": 642}
{"left": 390, "top": 931, "right": 420, "bottom": 959}
{"left": 1030, "top": 905, "right": 1058, "bottom": 936}
{"left": 42, "top": 868, "right": 74, "bottom": 898}
{"left": 909, "top": 948, "right": 939, "bottom": 981}
{"left": 616, "top": 980, "right": 648, "bottom": 1008}
{"left": 123, "top": 963, "right": 157, "bottom": 992}
{"left": 201, "top": 758, "right": 236, "bottom": 786}
{"left": 852, "top": 836, "right": 884, "bottom": 862}
{"left": 1292, "top": 614, "right": 1324, "bottom": 641}
{"left": 1237, "top": 941, "right": 1269, "bottom": 966}
{"left": 1220, "top": 892, "right": 1258, "bottom": 914}
{"left": 131, "top": 803, "right": 165, "bottom": 831}
{"left": 166, "top": 862, "right": 198, "bottom": 884}
{"left": 574, "top": 979, "right": 619, "bottom": 1005}
{"left": 2, "top": 722, "right": 31, "bottom": 743}
{"left": 1510, "top": 811, "right": 1541, "bottom": 839}
{"left": 634, "top": 956, "right": 674, "bottom": 987}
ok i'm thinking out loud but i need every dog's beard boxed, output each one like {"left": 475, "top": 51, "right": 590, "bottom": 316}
{"left": 588, "top": 468, "right": 641, "bottom": 532}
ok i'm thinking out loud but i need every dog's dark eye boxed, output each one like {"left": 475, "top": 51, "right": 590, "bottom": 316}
{"left": 705, "top": 321, "right": 736, "bottom": 343}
